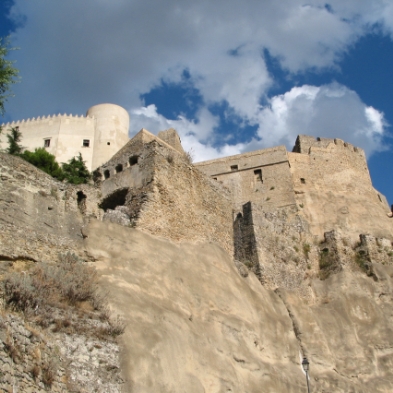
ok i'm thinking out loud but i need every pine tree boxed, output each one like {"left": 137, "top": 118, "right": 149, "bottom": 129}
{"left": 0, "top": 36, "right": 19, "bottom": 115}
{"left": 62, "top": 153, "right": 91, "bottom": 184}
{"left": 6, "top": 126, "right": 23, "bottom": 155}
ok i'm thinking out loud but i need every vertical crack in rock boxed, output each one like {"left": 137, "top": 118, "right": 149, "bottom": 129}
{"left": 274, "top": 288, "right": 305, "bottom": 355}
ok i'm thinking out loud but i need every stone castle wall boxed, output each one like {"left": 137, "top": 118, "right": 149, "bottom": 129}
{"left": 288, "top": 135, "right": 392, "bottom": 241}
{"left": 0, "top": 103, "right": 130, "bottom": 171}
{"left": 96, "top": 129, "right": 234, "bottom": 254}
{"left": 195, "top": 145, "right": 296, "bottom": 212}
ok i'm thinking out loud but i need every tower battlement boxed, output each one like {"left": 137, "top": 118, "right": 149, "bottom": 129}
{"left": 1, "top": 113, "right": 92, "bottom": 128}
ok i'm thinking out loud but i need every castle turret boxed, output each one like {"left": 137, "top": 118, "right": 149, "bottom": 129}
{"left": 87, "top": 103, "right": 130, "bottom": 170}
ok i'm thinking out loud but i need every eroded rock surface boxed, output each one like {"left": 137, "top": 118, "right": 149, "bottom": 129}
{"left": 85, "top": 220, "right": 393, "bottom": 393}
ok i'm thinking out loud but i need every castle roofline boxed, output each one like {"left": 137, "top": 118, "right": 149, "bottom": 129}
{"left": 98, "top": 127, "right": 183, "bottom": 168}
{"left": 195, "top": 144, "right": 288, "bottom": 166}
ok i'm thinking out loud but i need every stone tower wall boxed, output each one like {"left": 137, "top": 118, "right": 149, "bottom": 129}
{"left": 87, "top": 103, "right": 130, "bottom": 170}
{"left": 96, "top": 129, "right": 234, "bottom": 254}
{"left": 0, "top": 114, "right": 96, "bottom": 168}
{"left": 195, "top": 145, "right": 296, "bottom": 212}
{"left": 289, "top": 135, "right": 392, "bottom": 240}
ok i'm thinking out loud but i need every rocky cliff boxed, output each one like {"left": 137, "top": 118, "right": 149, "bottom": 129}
{"left": 1, "top": 152, "right": 393, "bottom": 392}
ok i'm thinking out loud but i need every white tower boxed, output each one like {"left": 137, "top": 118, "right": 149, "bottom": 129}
{"left": 87, "top": 103, "right": 130, "bottom": 170}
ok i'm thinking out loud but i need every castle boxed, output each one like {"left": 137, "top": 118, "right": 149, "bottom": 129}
{"left": 2, "top": 104, "right": 393, "bottom": 392}
{"left": 1, "top": 103, "right": 392, "bottom": 259}
{"left": 0, "top": 103, "right": 129, "bottom": 170}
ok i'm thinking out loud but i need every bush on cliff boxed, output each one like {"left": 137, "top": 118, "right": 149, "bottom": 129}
{"left": 20, "top": 147, "right": 65, "bottom": 180}
{"left": 61, "top": 152, "right": 91, "bottom": 184}
{"left": 2, "top": 252, "right": 125, "bottom": 337}
{"left": 19, "top": 148, "right": 91, "bottom": 184}
{"left": 6, "top": 125, "right": 23, "bottom": 155}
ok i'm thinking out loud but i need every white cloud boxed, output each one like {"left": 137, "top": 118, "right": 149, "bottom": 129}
{"left": 251, "top": 83, "right": 387, "bottom": 156}
{"left": 130, "top": 81, "right": 386, "bottom": 161}
{"left": 2, "top": 0, "right": 392, "bottom": 159}
{"left": 129, "top": 104, "right": 244, "bottom": 162}
{"left": 6, "top": 0, "right": 393, "bottom": 118}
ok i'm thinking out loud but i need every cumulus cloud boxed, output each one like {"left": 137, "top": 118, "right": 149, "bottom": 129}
{"left": 251, "top": 83, "right": 387, "bottom": 156}
{"left": 129, "top": 82, "right": 386, "bottom": 161}
{"left": 2, "top": 0, "right": 392, "bottom": 158}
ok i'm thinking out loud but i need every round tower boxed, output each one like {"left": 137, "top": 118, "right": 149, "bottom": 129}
{"left": 87, "top": 103, "right": 130, "bottom": 170}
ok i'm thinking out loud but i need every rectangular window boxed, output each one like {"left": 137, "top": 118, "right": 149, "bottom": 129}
{"left": 83, "top": 139, "right": 90, "bottom": 147}
{"left": 254, "top": 169, "right": 262, "bottom": 182}
{"left": 44, "top": 139, "right": 51, "bottom": 148}
{"left": 230, "top": 165, "right": 238, "bottom": 171}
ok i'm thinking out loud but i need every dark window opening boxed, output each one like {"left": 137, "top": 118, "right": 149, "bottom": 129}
{"left": 104, "top": 170, "right": 110, "bottom": 179}
{"left": 213, "top": 177, "right": 217, "bottom": 180}
{"left": 115, "top": 164, "right": 123, "bottom": 173}
{"left": 129, "top": 155, "right": 139, "bottom": 166}
{"left": 77, "top": 191, "right": 87, "bottom": 214}
{"left": 83, "top": 139, "right": 90, "bottom": 147}
{"left": 254, "top": 169, "right": 262, "bottom": 182}
{"left": 92, "top": 170, "right": 102, "bottom": 182}
{"left": 300, "top": 178, "right": 306, "bottom": 184}
{"left": 44, "top": 139, "right": 51, "bottom": 148}
{"left": 317, "top": 137, "right": 321, "bottom": 141}
{"left": 230, "top": 165, "right": 238, "bottom": 171}
{"left": 99, "top": 188, "right": 129, "bottom": 211}
{"left": 107, "top": 142, "right": 110, "bottom": 145}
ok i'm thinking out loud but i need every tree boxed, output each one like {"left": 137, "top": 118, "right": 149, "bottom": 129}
{"left": 0, "top": 36, "right": 19, "bottom": 116}
{"left": 20, "top": 148, "right": 65, "bottom": 180}
{"left": 62, "top": 153, "right": 91, "bottom": 184}
{"left": 6, "top": 125, "right": 23, "bottom": 155}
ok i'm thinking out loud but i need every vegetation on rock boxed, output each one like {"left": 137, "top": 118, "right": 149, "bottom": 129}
{"left": 7, "top": 135, "right": 92, "bottom": 184}
{"left": 2, "top": 252, "right": 124, "bottom": 337}
{"left": 0, "top": 36, "right": 19, "bottom": 116}
{"left": 61, "top": 152, "right": 91, "bottom": 184}
{"left": 20, "top": 147, "right": 65, "bottom": 180}
{"left": 6, "top": 125, "right": 23, "bottom": 155}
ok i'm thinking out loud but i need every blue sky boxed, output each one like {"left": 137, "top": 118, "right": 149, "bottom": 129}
{"left": 1, "top": 1, "right": 393, "bottom": 204}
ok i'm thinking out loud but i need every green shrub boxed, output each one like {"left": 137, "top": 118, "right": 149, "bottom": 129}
{"left": 20, "top": 148, "right": 65, "bottom": 180}
{"left": 61, "top": 153, "right": 91, "bottom": 184}
{"left": 6, "top": 126, "right": 23, "bottom": 155}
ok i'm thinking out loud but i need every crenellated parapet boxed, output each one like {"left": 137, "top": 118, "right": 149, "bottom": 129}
{"left": 292, "top": 134, "right": 365, "bottom": 157}
{"left": 1, "top": 113, "right": 94, "bottom": 129}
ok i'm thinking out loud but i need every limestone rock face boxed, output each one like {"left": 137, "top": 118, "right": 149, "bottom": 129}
{"left": 2, "top": 151, "right": 393, "bottom": 392}
{"left": 85, "top": 220, "right": 393, "bottom": 393}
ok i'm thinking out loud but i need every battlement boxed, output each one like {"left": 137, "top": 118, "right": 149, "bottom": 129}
{"left": 1, "top": 113, "right": 93, "bottom": 128}
{"left": 292, "top": 134, "right": 364, "bottom": 156}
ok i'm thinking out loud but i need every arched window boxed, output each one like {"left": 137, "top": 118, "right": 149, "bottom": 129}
{"left": 115, "top": 164, "right": 123, "bottom": 173}
{"left": 104, "top": 170, "right": 110, "bottom": 179}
